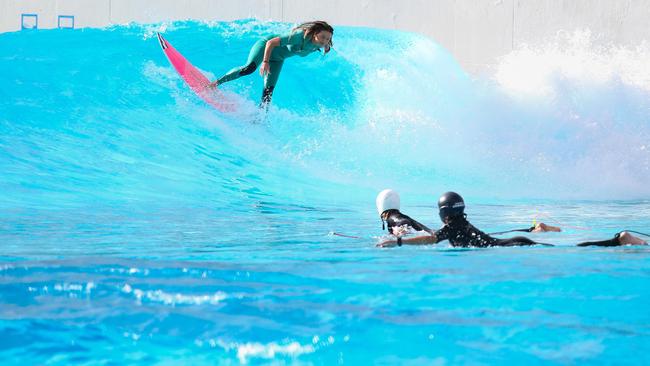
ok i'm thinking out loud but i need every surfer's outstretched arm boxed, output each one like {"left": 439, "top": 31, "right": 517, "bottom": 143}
{"left": 377, "top": 233, "right": 438, "bottom": 248}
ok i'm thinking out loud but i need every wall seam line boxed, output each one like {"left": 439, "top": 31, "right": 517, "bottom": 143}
{"left": 511, "top": 0, "right": 515, "bottom": 51}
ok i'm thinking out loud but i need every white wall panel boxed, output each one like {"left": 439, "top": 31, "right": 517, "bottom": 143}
{"left": 452, "top": 0, "right": 514, "bottom": 74}
{"left": 2, "top": 0, "right": 650, "bottom": 75}
{"left": 109, "top": 0, "right": 276, "bottom": 24}
{"left": 56, "top": 0, "right": 111, "bottom": 29}
{"left": 2, "top": 0, "right": 57, "bottom": 31}
{"left": 513, "top": 0, "right": 650, "bottom": 46}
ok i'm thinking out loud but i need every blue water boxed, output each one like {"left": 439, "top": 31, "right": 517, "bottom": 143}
{"left": 1, "top": 20, "right": 649, "bottom": 364}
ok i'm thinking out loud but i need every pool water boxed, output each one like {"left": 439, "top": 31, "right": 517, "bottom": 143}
{"left": 0, "top": 20, "right": 649, "bottom": 365}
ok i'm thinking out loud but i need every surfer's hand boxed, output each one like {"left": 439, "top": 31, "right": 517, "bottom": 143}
{"left": 376, "top": 240, "right": 397, "bottom": 248}
{"left": 392, "top": 226, "right": 409, "bottom": 236}
{"left": 208, "top": 80, "right": 218, "bottom": 89}
{"left": 259, "top": 61, "right": 270, "bottom": 77}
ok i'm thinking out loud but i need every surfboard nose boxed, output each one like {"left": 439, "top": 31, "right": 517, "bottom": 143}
{"left": 157, "top": 33, "right": 168, "bottom": 50}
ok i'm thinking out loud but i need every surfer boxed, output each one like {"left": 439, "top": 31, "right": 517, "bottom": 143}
{"left": 376, "top": 191, "right": 647, "bottom": 248}
{"left": 209, "top": 21, "right": 334, "bottom": 108}
{"left": 376, "top": 189, "right": 434, "bottom": 238}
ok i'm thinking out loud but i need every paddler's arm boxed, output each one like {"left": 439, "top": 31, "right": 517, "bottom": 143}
{"left": 377, "top": 233, "right": 438, "bottom": 248}
{"left": 259, "top": 37, "right": 281, "bottom": 76}
{"left": 414, "top": 221, "right": 434, "bottom": 235}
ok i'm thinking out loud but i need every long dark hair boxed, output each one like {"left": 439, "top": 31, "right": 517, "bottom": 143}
{"left": 293, "top": 20, "right": 334, "bottom": 48}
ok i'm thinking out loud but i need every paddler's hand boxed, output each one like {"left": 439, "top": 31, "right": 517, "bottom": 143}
{"left": 376, "top": 239, "right": 397, "bottom": 248}
{"left": 259, "top": 61, "right": 271, "bottom": 77}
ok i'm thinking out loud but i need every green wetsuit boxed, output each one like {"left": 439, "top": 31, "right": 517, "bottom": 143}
{"left": 216, "top": 29, "right": 322, "bottom": 104}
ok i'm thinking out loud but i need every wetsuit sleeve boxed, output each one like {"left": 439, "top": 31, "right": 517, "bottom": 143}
{"left": 434, "top": 226, "right": 449, "bottom": 243}
{"left": 278, "top": 30, "right": 305, "bottom": 47}
{"left": 415, "top": 221, "right": 433, "bottom": 233}
{"left": 402, "top": 214, "right": 431, "bottom": 233}
{"left": 410, "top": 221, "right": 425, "bottom": 232}
{"left": 577, "top": 233, "right": 621, "bottom": 247}
{"left": 494, "top": 236, "right": 537, "bottom": 247}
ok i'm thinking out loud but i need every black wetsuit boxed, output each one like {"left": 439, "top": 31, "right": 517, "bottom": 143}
{"left": 383, "top": 209, "right": 430, "bottom": 235}
{"left": 576, "top": 233, "right": 622, "bottom": 247}
{"left": 434, "top": 216, "right": 536, "bottom": 248}
{"left": 385, "top": 212, "right": 630, "bottom": 248}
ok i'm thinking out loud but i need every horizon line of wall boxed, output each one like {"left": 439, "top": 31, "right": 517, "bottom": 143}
{"left": 3, "top": 0, "right": 650, "bottom": 75}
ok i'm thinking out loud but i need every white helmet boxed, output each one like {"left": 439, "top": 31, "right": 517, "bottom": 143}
{"left": 376, "top": 189, "right": 400, "bottom": 216}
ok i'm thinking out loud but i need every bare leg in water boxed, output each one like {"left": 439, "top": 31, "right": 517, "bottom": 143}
{"left": 577, "top": 231, "right": 647, "bottom": 247}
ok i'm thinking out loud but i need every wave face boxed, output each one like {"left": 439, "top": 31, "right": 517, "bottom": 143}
{"left": 2, "top": 21, "right": 649, "bottom": 213}
{"left": 1, "top": 20, "right": 649, "bottom": 365}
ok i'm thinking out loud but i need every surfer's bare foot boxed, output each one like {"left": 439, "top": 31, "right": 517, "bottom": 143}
{"left": 618, "top": 232, "right": 647, "bottom": 245}
{"left": 532, "top": 222, "right": 561, "bottom": 232}
{"left": 208, "top": 80, "right": 218, "bottom": 89}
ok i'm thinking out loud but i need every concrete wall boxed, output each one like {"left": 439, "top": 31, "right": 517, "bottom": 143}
{"left": 2, "top": 0, "right": 650, "bottom": 75}
{"left": 1, "top": 0, "right": 111, "bottom": 30}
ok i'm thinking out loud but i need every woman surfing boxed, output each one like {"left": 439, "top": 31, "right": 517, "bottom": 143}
{"left": 210, "top": 21, "right": 334, "bottom": 108}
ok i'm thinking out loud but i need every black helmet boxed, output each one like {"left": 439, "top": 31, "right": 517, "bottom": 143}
{"left": 438, "top": 192, "right": 465, "bottom": 222}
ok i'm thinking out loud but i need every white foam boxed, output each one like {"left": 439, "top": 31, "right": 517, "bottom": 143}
{"left": 121, "top": 285, "right": 227, "bottom": 306}
{"left": 53, "top": 283, "right": 84, "bottom": 292}
{"left": 495, "top": 29, "right": 650, "bottom": 98}
{"left": 141, "top": 22, "right": 182, "bottom": 40}
{"left": 217, "top": 339, "right": 315, "bottom": 364}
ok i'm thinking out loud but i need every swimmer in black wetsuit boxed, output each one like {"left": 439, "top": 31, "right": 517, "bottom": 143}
{"left": 378, "top": 192, "right": 647, "bottom": 248}
{"left": 436, "top": 192, "right": 538, "bottom": 247}
{"left": 376, "top": 189, "right": 432, "bottom": 243}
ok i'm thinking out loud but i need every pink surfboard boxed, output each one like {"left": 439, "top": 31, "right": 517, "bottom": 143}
{"left": 157, "top": 33, "right": 236, "bottom": 112}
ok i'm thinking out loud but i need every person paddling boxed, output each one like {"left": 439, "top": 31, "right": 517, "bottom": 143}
{"left": 377, "top": 191, "right": 646, "bottom": 248}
